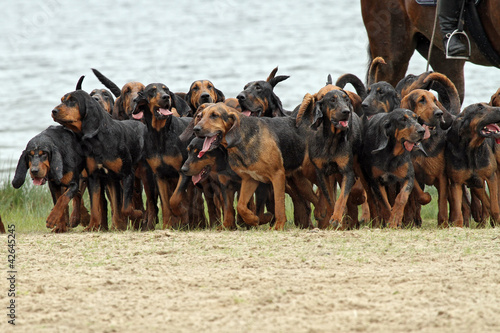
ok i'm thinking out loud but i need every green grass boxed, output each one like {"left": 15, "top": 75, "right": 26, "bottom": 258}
{"left": 0, "top": 176, "right": 487, "bottom": 233}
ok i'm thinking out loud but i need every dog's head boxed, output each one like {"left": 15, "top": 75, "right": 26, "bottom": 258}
{"left": 400, "top": 89, "right": 448, "bottom": 139}
{"left": 190, "top": 103, "right": 240, "bottom": 154}
{"left": 113, "top": 81, "right": 145, "bottom": 120}
{"left": 362, "top": 82, "right": 400, "bottom": 119}
{"left": 181, "top": 137, "right": 227, "bottom": 185}
{"left": 455, "top": 103, "right": 500, "bottom": 147}
{"left": 315, "top": 89, "right": 353, "bottom": 132}
{"left": 90, "top": 89, "right": 115, "bottom": 115}
{"left": 237, "top": 67, "right": 289, "bottom": 117}
{"left": 12, "top": 132, "right": 64, "bottom": 188}
{"left": 132, "top": 83, "right": 182, "bottom": 131}
{"left": 185, "top": 80, "right": 225, "bottom": 112}
{"left": 372, "top": 108, "right": 425, "bottom": 155}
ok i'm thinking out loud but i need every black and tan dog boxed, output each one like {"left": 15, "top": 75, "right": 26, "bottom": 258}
{"left": 90, "top": 88, "right": 115, "bottom": 115}
{"left": 185, "top": 80, "right": 225, "bottom": 115}
{"left": 52, "top": 88, "right": 148, "bottom": 231}
{"left": 446, "top": 103, "right": 500, "bottom": 227}
{"left": 236, "top": 67, "right": 289, "bottom": 117}
{"left": 132, "top": 83, "right": 205, "bottom": 229}
{"left": 12, "top": 125, "right": 89, "bottom": 232}
{"left": 188, "top": 102, "right": 310, "bottom": 230}
{"left": 178, "top": 137, "right": 241, "bottom": 229}
{"left": 296, "top": 89, "right": 363, "bottom": 230}
{"left": 360, "top": 108, "right": 425, "bottom": 228}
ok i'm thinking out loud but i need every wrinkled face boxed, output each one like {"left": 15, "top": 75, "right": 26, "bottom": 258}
{"left": 192, "top": 103, "right": 236, "bottom": 153}
{"left": 52, "top": 93, "right": 82, "bottom": 133}
{"left": 90, "top": 89, "right": 114, "bottom": 114}
{"left": 320, "top": 90, "right": 353, "bottom": 131}
{"left": 120, "top": 82, "right": 145, "bottom": 118}
{"left": 236, "top": 80, "right": 271, "bottom": 117}
{"left": 133, "top": 83, "right": 173, "bottom": 120}
{"left": 181, "top": 138, "right": 218, "bottom": 185}
{"left": 402, "top": 90, "right": 444, "bottom": 139}
{"left": 490, "top": 88, "right": 500, "bottom": 107}
{"left": 392, "top": 110, "right": 425, "bottom": 152}
{"left": 362, "top": 82, "right": 399, "bottom": 118}
{"left": 27, "top": 148, "right": 50, "bottom": 185}
{"left": 189, "top": 80, "right": 219, "bottom": 109}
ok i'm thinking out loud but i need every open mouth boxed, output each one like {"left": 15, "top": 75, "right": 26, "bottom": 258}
{"left": 32, "top": 176, "right": 47, "bottom": 186}
{"left": 332, "top": 119, "right": 349, "bottom": 129}
{"left": 240, "top": 106, "right": 262, "bottom": 117}
{"left": 481, "top": 123, "right": 500, "bottom": 143}
{"left": 403, "top": 140, "right": 419, "bottom": 152}
{"left": 154, "top": 106, "right": 173, "bottom": 118}
{"left": 192, "top": 165, "right": 212, "bottom": 185}
{"left": 132, "top": 111, "right": 143, "bottom": 120}
{"left": 198, "top": 133, "right": 222, "bottom": 157}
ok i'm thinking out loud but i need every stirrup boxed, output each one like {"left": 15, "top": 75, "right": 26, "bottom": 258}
{"left": 445, "top": 30, "right": 471, "bottom": 60}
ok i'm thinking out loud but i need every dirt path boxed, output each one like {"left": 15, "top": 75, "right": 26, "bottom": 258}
{"left": 1, "top": 228, "right": 500, "bottom": 332}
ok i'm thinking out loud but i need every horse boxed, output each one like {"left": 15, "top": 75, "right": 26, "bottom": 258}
{"left": 360, "top": 0, "right": 500, "bottom": 103}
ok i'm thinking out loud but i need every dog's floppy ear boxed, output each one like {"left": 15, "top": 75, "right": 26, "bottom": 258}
{"left": 296, "top": 93, "right": 316, "bottom": 127}
{"left": 12, "top": 150, "right": 28, "bottom": 188}
{"left": 215, "top": 88, "right": 225, "bottom": 102}
{"left": 225, "top": 112, "right": 242, "bottom": 148}
{"left": 400, "top": 94, "right": 416, "bottom": 111}
{"left": 185, "top": 88, "right": 195, "bottom": 111}
{"left": 50, "top": 146, "right": 64, "bottom": 182}
{"left": 311, "top": 101, "right": 324, "bottom": 130}
{"left": 372, "top": 120, "right": 392, "bottom": 154}
{"left": 269, "top": 75, "right": 290, "bottom": 89}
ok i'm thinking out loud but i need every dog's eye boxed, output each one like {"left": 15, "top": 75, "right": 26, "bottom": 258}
{"left": 419, "top": 98, "right": 426, "bottom": 104}
{"left": 255, "top": 85, "right": 262, "bottom": 91}
{"left": 192, "top": 86, "right": 199, "bottom": 91}
{"left": 210, "top": 113, "right": 219, "bottom": 119}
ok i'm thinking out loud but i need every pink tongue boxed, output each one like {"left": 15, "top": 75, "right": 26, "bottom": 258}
{"left": 159, "top": 108, "right": 173, "bottom": 116}
{"left": 33, "top": 178, "right": 44, "bottom": 186}
{"left": 404, "top": 141, "right": 415, "bottom": 151}
{"left": 423, "top": 124, "right": 431, "bottom": 140}
{"left": 496, "top": 138, "right": 500, "bottom": 145}
{"left": 132, "top": 111, "right": 143, "bottom": 120}
{"left": 200, "top": 136, "right": 217, "bottom": 156}
{"left": 486, "top": 123, "right": 500, "bottom": 132}
{"left": 192, "top": 172, "right": 202, "bottom": 185}
{"left": 242, "top": 111, "right": 251, "bottom": 117}
{"left": 340, "top": 120, "right": 348, "bottom": 128}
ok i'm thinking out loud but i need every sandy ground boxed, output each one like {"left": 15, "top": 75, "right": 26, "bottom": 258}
{"left": 1, "top": 227, "right": 500, "bottom": 333}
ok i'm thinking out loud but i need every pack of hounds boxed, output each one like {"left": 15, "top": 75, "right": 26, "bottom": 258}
{"left": 6, "top": 57, "right": 500, "bottom": 233}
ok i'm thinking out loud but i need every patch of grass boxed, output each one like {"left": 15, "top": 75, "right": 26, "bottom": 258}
{"left": 0, "top": 175, "right": 492, "bottom": 233}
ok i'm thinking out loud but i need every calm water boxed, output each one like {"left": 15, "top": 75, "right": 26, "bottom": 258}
{"left": 1, "top": 0, "right": 498, "bottom": 178}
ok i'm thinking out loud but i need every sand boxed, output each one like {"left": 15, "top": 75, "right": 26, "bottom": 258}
{"left": 1, "top": 227, "right": 500, "bottom": 333}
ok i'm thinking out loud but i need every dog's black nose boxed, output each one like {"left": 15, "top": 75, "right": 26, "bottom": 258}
{"left": 342, "top": 109, "right": 350, "bottom": 115}
{"left": 237, "top": 92, "right": 246, "bottom": 101}
{"left": 161, "top": 94, "right": 169, "bottom": 100}
{"left": 30, "top": 166, "right": 39, "bottom": 173}
{"left": 52, "top": 109, "right": 59, "bottom": 116}
{"left": 181, "top": 165, "right": 188, "bottom": 174}
{"left": 434, "top": 109, "right": 443, "bottom": 118}
{"left": 193, "top": 125, "right": 201, "bottom": 133}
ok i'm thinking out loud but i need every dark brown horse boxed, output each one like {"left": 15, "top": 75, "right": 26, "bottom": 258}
{"left": 360, "top": 0, "right": 500, "bottom": 102}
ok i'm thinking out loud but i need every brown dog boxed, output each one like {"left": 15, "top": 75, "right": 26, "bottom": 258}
{"left": 188, "top": 102, "right": 308, "bottom": 230}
